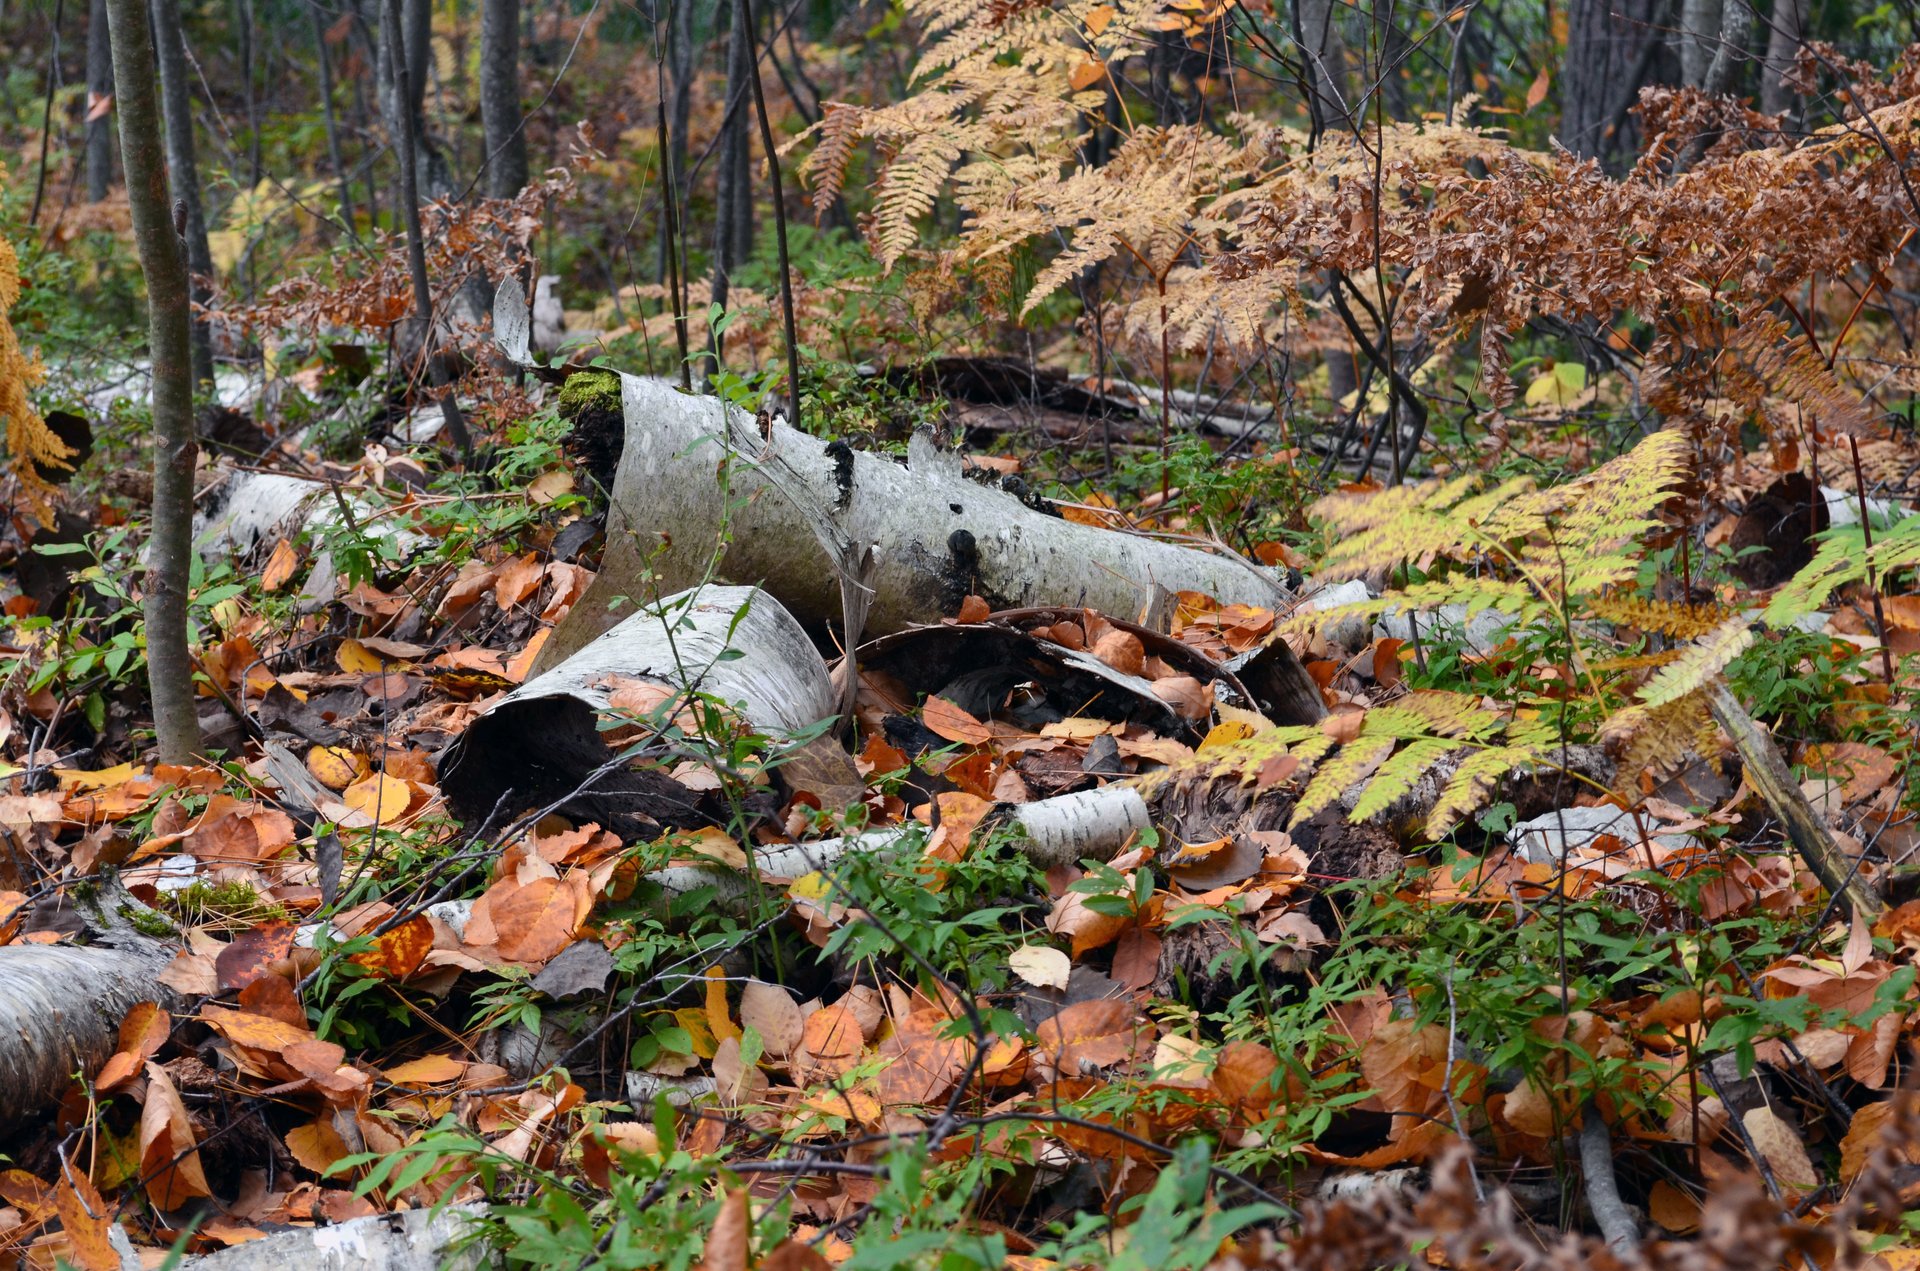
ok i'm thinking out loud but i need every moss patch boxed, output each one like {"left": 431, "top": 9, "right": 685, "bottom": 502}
{"left": 558, "top": 369, "right": 622, "bottom": 420}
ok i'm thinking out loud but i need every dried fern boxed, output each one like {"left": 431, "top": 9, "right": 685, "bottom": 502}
{"left": 0, "top": 206, "right": 70, "bottom": 524}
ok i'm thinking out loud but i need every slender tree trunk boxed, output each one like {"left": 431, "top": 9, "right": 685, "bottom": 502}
{"left": 1760, "top": 0, "right": 1806, "bottom": 118}
{"left": 708, "top": 0, "right": 751, "bottom": 376}
{"left": 310, "top": 1, "right": 356, "bottom": 228}
{"left": 350, "top": 0, "right": 381, "bottom": 224}
{"left": 1560, "top": 0, "right": 1661, "bottom": 165}
{"left": 1293, "top": 0, "right": 1346, "bottom": 141}
{"left": 660, "top": 0, "right": 693, "bottom": 284}
{"left": 382, "top": 0, "right": 472, "bottom": 454}
{"left": 105, "top": 0, "right": 202, "bottom": 762}
{"left": 480, "top": 0, "right": 527, "bottom": 198}
{"left": 1679, "top": 0, "right": 1720, "bottom": 86}
{"left": 148, "top": 0, "right": 215, "bottom": 389}
{"left": 85, "top": 0, "right": 113, "bottom": 202}
{"left": 1700, "top": 0, "right": 1753, "bottom": 95}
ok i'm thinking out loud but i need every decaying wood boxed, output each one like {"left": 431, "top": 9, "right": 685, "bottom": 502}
{"left": 0, "top": 884, "right": 180, "bottom": 1136}
{"left": 488, "top": 279, "right": 1298, "bottom": 678}
{"left": 180, "top": 1203, "right": 491, "bottom": 1269}
{"left": 1706, "top": 681, "right": 1884, "bottom": 921}
{"left": 439, "top": 584, "right": 836, "bottom": 824}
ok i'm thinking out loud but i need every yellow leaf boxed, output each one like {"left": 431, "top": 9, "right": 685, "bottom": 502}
{"left": 1199, "top": 720, "right": 1256, "bottom": 752}
{"left": 1068, "top": 57, "right": 1106, "bottom": 91}
{"left": 706, "top": 965, "right": 742, "bottom": 1044}
{"left": 1525, "top": 66, "right": 1551, "bottom": 112}
{"left": 342, "top": 772, "right": 411, "bottom": 822}
{"left": 336, "top": 638, "right": 386, "bottom": 674}
{"left": 1523, "top": 360, "right": 1587, "bottom": 408}
{"left": 306, "top": 745, "right": 367, "bottom": 791}
{"left": 1084, "top": 3, "right": 1115, "bottom": 34}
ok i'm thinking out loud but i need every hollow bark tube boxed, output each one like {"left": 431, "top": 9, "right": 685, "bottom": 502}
{"left": 108, "top": 0, "right": 202, "bottom": 762}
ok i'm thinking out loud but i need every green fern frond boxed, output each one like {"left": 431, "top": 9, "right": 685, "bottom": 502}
{"left": 1765, "top": 514, "right": 1920, "bottom": 625}
{"left": 1349, "top": 738, "right": 1458, "bottom": 823}
{"left": 1427, "top": 745, "right": 1540, "bottom": 839}
{"left": 1291, "top": 737, "right": 1396, "bottom": 825}
{"left": 1637, "top": 616, "right": 1754, "bottom": 708}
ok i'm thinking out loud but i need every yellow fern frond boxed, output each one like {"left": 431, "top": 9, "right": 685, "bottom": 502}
{"left": 1587, "top": 592, "right": 1732, "bottom": 639}
{"left": 1601, "top": 692, "right": 1720, "bottom": 796}
{"left": 1636, "top": 616, "right": 1754, "bottom": 709}
{"left": 1290, "top": 736, "right": 1396, "bottom": 825}
{"left": 0, "top": 210, "right": 69, "bottom": 525}
{"left": 1427, "top": 745, "right": 1540, "bottom": 839}
{"left": 1349, "top": 737, "right": 1457, "bottom": 823}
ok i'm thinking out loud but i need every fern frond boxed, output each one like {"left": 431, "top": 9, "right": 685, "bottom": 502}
{"left": 1349, "top": 738, "right": 1458, "bottom": 823}
{"left": 0, "top": 219, "right": 67, "bottom": 525}
{"left": 1290, "top": 737, "right": 1396, "bottom": 825}
{"left": 1765, "top": 514, "right": 1920, "bottom": 625}
{"left": 1427, "top": 745, "right": 1539, "bottom": 839}
{"left": 1636, "top": 616, "right": 1754, "bottom": 709}
{"left": 802, "top": 104, "right": 866, "bottom": 220}
{"left": 1601, "top": 692, "right": 1720, "bottom": 797}
{"left": 1588, "top": 592, "right": 1732, "bottom": 639}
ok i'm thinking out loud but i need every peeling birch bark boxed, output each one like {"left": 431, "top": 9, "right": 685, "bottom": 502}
{"left": 439, "top": 584, "right": 836, "bottom": 822}
{"left": 488, "top": 281, "right": 1296, "bottom": 679}
{"left": 0, "top": 924, "right": 179, "bottom": 1136}
{"left": 179, "top": 1203, "right": 492, "bottom": 1269}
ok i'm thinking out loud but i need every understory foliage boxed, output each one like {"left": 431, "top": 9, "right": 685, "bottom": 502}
{"left": 8, "top": 0, "right": 1920, "bottom": 1265}
{"left": 0, "top": 168, "right": 71, "bottom": 522}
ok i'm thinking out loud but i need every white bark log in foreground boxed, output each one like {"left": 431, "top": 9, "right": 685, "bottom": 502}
{"left": 648, "top": 784, "right": 1151, "bottom": 903}
{"left": 177, "top": 1203, "right": 491, "bottom": 1269}
{"left": 439, "top": 584, "right": 836, "bottom": 821}
{"left": 0, "top": 925, "right": 179, "bottom": 1136}
{"left": 489, "top": 279, "right": 1296, "bottom": 677}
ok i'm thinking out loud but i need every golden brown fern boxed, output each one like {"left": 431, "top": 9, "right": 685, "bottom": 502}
{"left": 0, "top": 205, "right": 70, "bottom": 525}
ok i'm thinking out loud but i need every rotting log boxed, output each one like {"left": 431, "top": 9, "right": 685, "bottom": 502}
{"left": 178, "top": 1203, "right": 491, "bottom": 1269}
{"left": 439, "top": 584, "right": 837, "bottom": 824}
{"left": 0, "top": 887, "right": 180, "bottom": 1137}
{"left": 488, "top": 279, "right": 1298, "bottom": 678}
{"left": 1707, "top": 681, "right": 1883, "bottom": 920}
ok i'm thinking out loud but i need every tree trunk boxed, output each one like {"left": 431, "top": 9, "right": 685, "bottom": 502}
{"left": 1699, "top": 0, "right": 1753, "bottom": 96}
{"left": 85, "top": 0, "right": 113, "bottom": 202}
{"left": 1678, "top": 0, "right": 1720, "bottom": 86}
{"left": 0, "top": 929, "right": 179, "bottom": 1136}
{"left": 1559, "top": 0, "right": 1661, "bottom": 165}
{"left": 109, "top": 0, "right": 203, "bottom": 763}
{"left": 1760, "top": 0, "right": 1807, "bottom": 118}
{"left": 382, "top": 0, "right": 472, "bottom": 454}
{"left": 311, "top": 0, "right": 356, "bottom": 228}
{"left": 147, "top": 0, "right": 215, "bottom": 390}
{"left": 708, "top": 0, "right": 752, "bottom": 376}
{"left": 1293, "top": 0, "right": 1346, "bottom": 141}
{"left": 479, "top": 0, "right": 526, "bottom": 198}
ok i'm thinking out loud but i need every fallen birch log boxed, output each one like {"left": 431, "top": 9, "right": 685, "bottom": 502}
{"left": 0, "top": 887, "right": 181, "bottom": 1136}
{"left": 439, "top": 583, "right": 837, "bottom": 823}
{"left": 489, "top": 280, "right": 1297, "bottom": 677}
{"left": 179, "top": 1203, "right": 491, "bottom": 1270}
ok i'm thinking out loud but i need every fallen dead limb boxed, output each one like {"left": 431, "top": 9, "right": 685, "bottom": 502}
{"left": 0, "top": 883, "right": 181, "bottom": 1136}
{"left": 490, "top": 279, "right": 1298, "bottom": 677}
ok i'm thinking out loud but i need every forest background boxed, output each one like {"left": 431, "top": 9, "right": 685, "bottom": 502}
{"left": 3, "top": 0, "right": 1920, "bottom": 1265}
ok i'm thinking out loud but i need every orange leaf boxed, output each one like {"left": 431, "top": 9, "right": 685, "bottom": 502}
{"left": 799, "top": 1005, "right": 863, "bottom": 1076}
{"left": 494, "top": 553, "right": 545, "bottom": 609}
{"left": 1036, "top": 999, "right": 1146, "bottom": 1073}
{"left": 1524, "top": 65, "right": 1551, "bottom": 111}
{"left": 215, "top": 922, "right": 298, "bottom": 991}
{"left": 350, "top": 915, "right": 434, "bottom": 980}
{"left": 1648, "top": 1179, "right": 1700, "bottom": 1233}
{"left": 261, "top": 539, "right": 300, "bottom": 592}
{"left": 706, "top": 965, "right": 742, "bottom": 1045}
{"left": 1068, "top": 57, "right": 1106, "bottom": 90}
{"left": 140, "top": 1062, "right": 212, "bottom": 1210}
{"left": 922, "top": 696, "right": 991, "bottom": 745}
{"left": 53, "top": 1165, "right": 118, "bottom": 1271}
{"left": 343, "top": 772, "right": 412, "bottom": 823}
{"left": 704, "top": 1187, "right": 752, "bottom": 1271}
{"left": 490, "top": 876, "right": 581, "bottom": 963}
